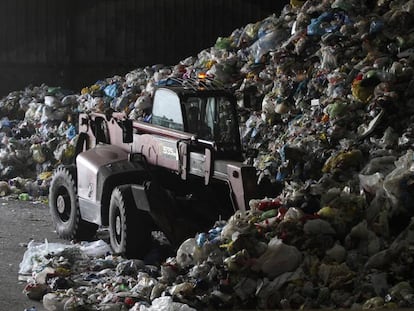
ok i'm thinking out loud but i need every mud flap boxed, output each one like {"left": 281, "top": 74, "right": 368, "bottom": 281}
{"left": 130, "top": 184, "right": 151, "bottom": 212}
{"left": 147, "top": 182, "right": 179, "bottom": 243}
{"left": 130, "top": 181, "right": 204, "bottom": 247}
{"left": 129, "top": 182, "right": 175, "bottom": 239}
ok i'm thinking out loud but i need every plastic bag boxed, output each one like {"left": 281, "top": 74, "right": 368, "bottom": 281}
{"left": 383, "top": 150, "right": 414, "bottom": 211}
{"left": 0, "top": 180, "right": 10, "bottom": 196}
{"left": 303, "top": 219, "right": 336, "bottom": 235}
{"left": 139, "top": 296, "right": 196, "bottom": 311}
{"left": 261, "top": 93, "right": 276, "bottom": 119}
{"left": 44, "top": 95, "right": 60, "bottom": 107}
{"left": 256, "top": 269, "right": 302, "bottom": 309}
{"left": 30, "top": 144, "right": 46, "bottom": 164}
{"left": 324, "top": 101, "right": 348, "bottom": 119}
{"left": 282, "top": 207, "right": 304, "bottom": 222}
{"left": 307, "top": 12, "right": 350, "bottom": 36}
{"left": 66, "top": 124, "right": 76, "bottom": 140}
{"left": 206, "top": 63, "right": 233, "bottom": 84}
{"left": 80, "top": 240, "right": 112, "bottom": 257}
{"left": 360, "top": 156, "right": 397, "bottom": 176}
{"left": 220, "top": 211, "right": 252, "bottom": 241}
{"left": 19, "top": 240, "right": 111, "bottom": 276}
{"left": 215, "top": 37, "right": 233, "bottom": 50}
{"left": 176, "top": 238, "right": 202, "bottom": 268}
{"left": 359, "top": 173, "right": 384, "bottom": 195}
{"left": 325, "top": 243, "right": 346, "bottom": 263}
{"left": 319, "top": 45, "right": 338, "bottom": 70}
{"left": 42, "top": 293, "right": 68, "bottom": 311}
{"left": 249, "top": 28, "right": 288, "bottom": 63}
{"left": 19, "top": 240, "right": 71, "bottom": 275}
{"left": 346, "top": 220, "right": 381, "bottom": 256}
{"left": 104, "top": 84, "right": 118, "bottom": 98}
{"left": 252, "top": 237, "right": 301, "bottom": 279}
{"left": 318, "top": 262, "right": 353, "bottom": 287}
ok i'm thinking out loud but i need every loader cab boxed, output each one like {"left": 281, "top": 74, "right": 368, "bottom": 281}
{"left": 151, "top": 84, "right": 242, "bottom": 160}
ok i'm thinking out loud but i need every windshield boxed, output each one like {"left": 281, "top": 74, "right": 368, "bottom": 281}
{"left": 183, "top": 96, "right": 241, "bottom": 156}
{"left": 152, "top": 88, "right": 184, "bottom": 131}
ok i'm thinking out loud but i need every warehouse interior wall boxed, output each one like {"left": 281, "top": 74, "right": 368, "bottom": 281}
{"left": 0, "top": 0, "right": 288, "bottom": 97}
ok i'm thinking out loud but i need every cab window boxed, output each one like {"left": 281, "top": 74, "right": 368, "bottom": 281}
{"left": 152, "top": 88, "right": 184, "bottom": 131}
{"left": 183, "top": 96, "right": 241, "bottom": 154}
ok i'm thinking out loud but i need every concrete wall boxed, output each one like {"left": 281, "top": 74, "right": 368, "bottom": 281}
{"left": 0, "top": 0, "right": 288, "bottom": 96}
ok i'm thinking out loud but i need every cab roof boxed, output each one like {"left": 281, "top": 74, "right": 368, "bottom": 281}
{"left": 155, "top": 77, "right": 233, "bottom": 96}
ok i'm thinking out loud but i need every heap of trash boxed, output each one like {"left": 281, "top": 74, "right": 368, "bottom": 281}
{"left": 13, "top": 0, "right": 414, "bottom": 309}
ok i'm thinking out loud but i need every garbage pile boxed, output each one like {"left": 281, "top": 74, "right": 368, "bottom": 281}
{"left": 18, "top": 196, "right": 414, "bottom": 310}
{"left": 14, "top": 0, "right": 414, "bottom": 309}
{"left": 0, "top": 85, "right": 80, "bottom": 199}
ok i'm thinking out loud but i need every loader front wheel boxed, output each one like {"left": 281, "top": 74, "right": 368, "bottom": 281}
{"left": 49, "top": 166, "right": 98, "bottom": 240}
{"left": 109, "top": 185, "right": 153, "bottom": 259}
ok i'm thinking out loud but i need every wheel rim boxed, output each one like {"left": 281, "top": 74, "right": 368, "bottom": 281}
{"left": 56, "top": 187, "right": 70, "bottom": 222}
{"left": 114, "top": 209, "right": 122, "bottom": 244}
{"left": 56, "top": 195, "right": 65, "bottom": 214}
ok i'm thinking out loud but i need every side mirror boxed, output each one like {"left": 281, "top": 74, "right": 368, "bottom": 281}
{"left": 120, "top": 119, "right": 133, "bottom": 143}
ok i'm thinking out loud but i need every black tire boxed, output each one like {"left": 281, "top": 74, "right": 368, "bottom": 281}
{"left": 49, "top": 166, "right": 98, "bottom": 240}
{"left": 109, "top": 185, "right": 153, "bottom": 259}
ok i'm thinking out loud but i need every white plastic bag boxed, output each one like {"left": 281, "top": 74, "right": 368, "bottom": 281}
{"left": 19, "top": 240, "right": 70, "bottom": 275}
{"left": 19, "top": 239, "right": 111, "bottom": 276}
{"left": 80, "top": 239, "right": 112, "bottom": 257}
{"left": 176, "top": 238, "right": 202, "bottom": 268}
{"left": 252, "top": 237, "right": 302, "bottom": 279}
{"left": 139, "top": 296, "right": 196, "bottom": 311}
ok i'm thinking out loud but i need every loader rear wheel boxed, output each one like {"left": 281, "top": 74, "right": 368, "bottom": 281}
{"left": 109, "top": 185, "right": 153, "bottom": 259}
{"left": 49, "top": 166, "right": 98, "bottom": 240}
